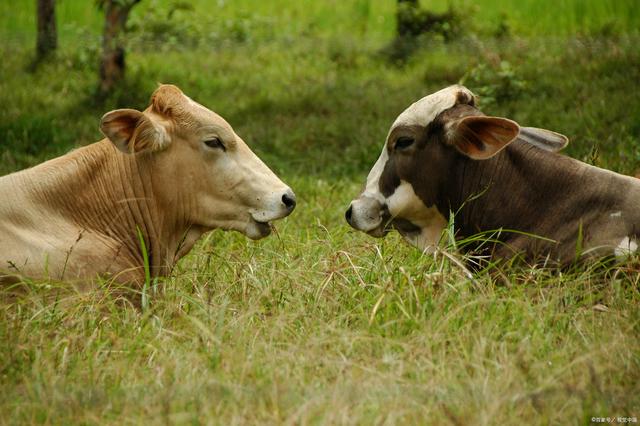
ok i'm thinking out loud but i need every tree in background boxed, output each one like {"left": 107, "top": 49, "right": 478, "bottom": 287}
{"left": 386, "top": 0, "right": 461, "bottom": 63}
{"left": 396, "top": 0, "right": 459, "bottom": 40}
{"left": 98, "top": 0, "right": 141, "bottom": 96}
{"left": 36, "top": 0, "right": 57, "bottom": 60}
{"left": 396, "top": 0, "right": 419, "bottom": 38}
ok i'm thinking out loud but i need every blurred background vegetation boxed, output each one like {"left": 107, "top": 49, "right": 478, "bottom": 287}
{"left": 2, "top": 2, "right": 640, "bottom": 423}
{"left": 1, "top": 0, "right": 639, "bottom": 180}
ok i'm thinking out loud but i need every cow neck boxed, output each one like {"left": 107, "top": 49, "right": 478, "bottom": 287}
{"left": 440, "top": 140, "right": 585, "bottom": 239}
{"left": 25, "top": 140, "right": 193, "bottom": 279}
{"left": 109, "top": 142, "right": 205, "bottom": 278}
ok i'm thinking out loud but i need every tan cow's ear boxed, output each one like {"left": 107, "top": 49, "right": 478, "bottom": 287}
{"left": 100, "top": 109, "right": 169, "bottom": 154}
{"left": 447, "top": 115, "right": 520, "bottom": 160}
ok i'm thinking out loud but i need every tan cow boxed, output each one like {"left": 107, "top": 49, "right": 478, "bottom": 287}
{"left": 346, "top": 85, "right": 640, "bottom": 264}
{"left": 0, "top": 84, "right": 296, "bottom": 285}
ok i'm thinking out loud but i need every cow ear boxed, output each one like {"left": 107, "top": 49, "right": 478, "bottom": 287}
{"left": 447, "top": 115, "right": 520, "bottom": 160}
{"left": 100, "top": 109, "right": 169, "bottom": 154}
{"left": 519, "top": 127, "right": 568, "bottom": 152}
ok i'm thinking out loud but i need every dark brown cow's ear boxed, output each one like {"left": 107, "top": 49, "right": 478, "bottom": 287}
{"left": 447, "top": 115, "right": 520, "bottom": 160}
{"left": 100, "top": 109, "right": 169, "bottom": 154}
{"left": 519, "top": 127, "right": 568, "bottom": 152}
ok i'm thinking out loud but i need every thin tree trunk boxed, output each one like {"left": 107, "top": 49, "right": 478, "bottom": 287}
{"left": 99, "top": 0, "right": 140, "bottom": 96}
{"left": 36, "top": 0, "right": 57, "bottom": 59}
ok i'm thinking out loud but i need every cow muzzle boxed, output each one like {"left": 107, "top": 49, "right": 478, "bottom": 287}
{"left": 246, "top": 188, "right": 297, "bottom": 240}
{"left": 345, "top": 196, "right": 390, "bottom": 237}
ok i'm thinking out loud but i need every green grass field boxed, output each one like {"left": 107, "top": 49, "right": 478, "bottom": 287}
{"left": 1, "top": 1, "right": 639, "bottom": 424}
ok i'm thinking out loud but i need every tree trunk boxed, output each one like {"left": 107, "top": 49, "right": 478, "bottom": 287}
{"left": 99, "top": 0, "right": 140, "bottom": 96}
{"left": 36, "top": 0, "right": 57, "bottom": 59}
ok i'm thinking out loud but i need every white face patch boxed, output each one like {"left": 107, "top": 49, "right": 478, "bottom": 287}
{"left": 392, "top": 85, "right": 473, "bottom": 128}
{"left": 387, "top": 181, "right": 447, "bottom": 252}
{"left": 363, "top": 147, "right": 389, "bottom": 203}
{"left": 614, "top": 236, "right": 638, "bottom": 258}
{"left": 610, "top": 211, "right": 623, "bottom": 218}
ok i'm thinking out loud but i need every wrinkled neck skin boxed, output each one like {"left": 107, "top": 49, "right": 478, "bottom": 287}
{"left": 433, "top": 140, "right": 640, "bottom": 263}
{"left": 4, "top": 140, "right": 206, "bottom": 285}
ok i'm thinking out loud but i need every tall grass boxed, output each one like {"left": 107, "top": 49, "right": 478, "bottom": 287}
{"left": 1, "top": 181, "right": 639, "bottom": 423}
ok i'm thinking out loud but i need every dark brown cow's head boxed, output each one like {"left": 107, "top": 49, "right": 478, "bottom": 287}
{"left": 345, "top": 85, "right": 567, "bottom": 252}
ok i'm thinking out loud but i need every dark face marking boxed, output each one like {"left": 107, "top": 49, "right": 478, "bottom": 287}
{"left": 378, "top": 103, "right": 483, "bottom": 214}
{"left": 392, "top": 218, "right": 422, "bottom": 234}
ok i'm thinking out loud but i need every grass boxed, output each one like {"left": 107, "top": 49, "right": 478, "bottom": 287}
{"left": 3, "top": 0, "right": 639, "bottom": 43}
{"left": 1, "top": 0, "right": 640, "bottom": 424}
{"left": 1, "top": 189, "right": 639, "bottom": 423}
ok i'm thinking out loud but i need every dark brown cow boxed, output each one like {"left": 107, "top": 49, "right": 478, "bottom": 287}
{"left": 346, "top": 85, "right": 640, "bottom": 263}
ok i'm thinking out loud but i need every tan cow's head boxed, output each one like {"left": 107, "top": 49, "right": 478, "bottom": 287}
{"left": 345, "top": 85, "right": 568, "bottom": 252}
{"left": 100, "top": 84, "right": 296, "bottom": 239}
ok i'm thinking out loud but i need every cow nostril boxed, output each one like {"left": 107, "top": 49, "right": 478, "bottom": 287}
{"left": 282, "top": 192, "right": 296, "bottom": 211}
{"left": 345, "top": 205, "right": 353, "bottom": 224}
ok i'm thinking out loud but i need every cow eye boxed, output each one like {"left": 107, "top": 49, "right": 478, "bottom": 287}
{"left": 395, "top": 136, "right": 415, "bottom": 150}
{"left": 204, "top": 137, "right": 225, "bottom": 151}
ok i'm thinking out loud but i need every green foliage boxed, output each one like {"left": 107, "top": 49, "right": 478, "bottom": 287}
{"left": 460, "top": 60, "right": 527, "bottom": 107}
{"left": 396, "top": 2, "right": 463, "bottom": 40}
{"left": 96, "top": 0, "right": 141, "bottom": 10}
{"left": 127, "top": 0, "right": 206, "bottom": 48}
